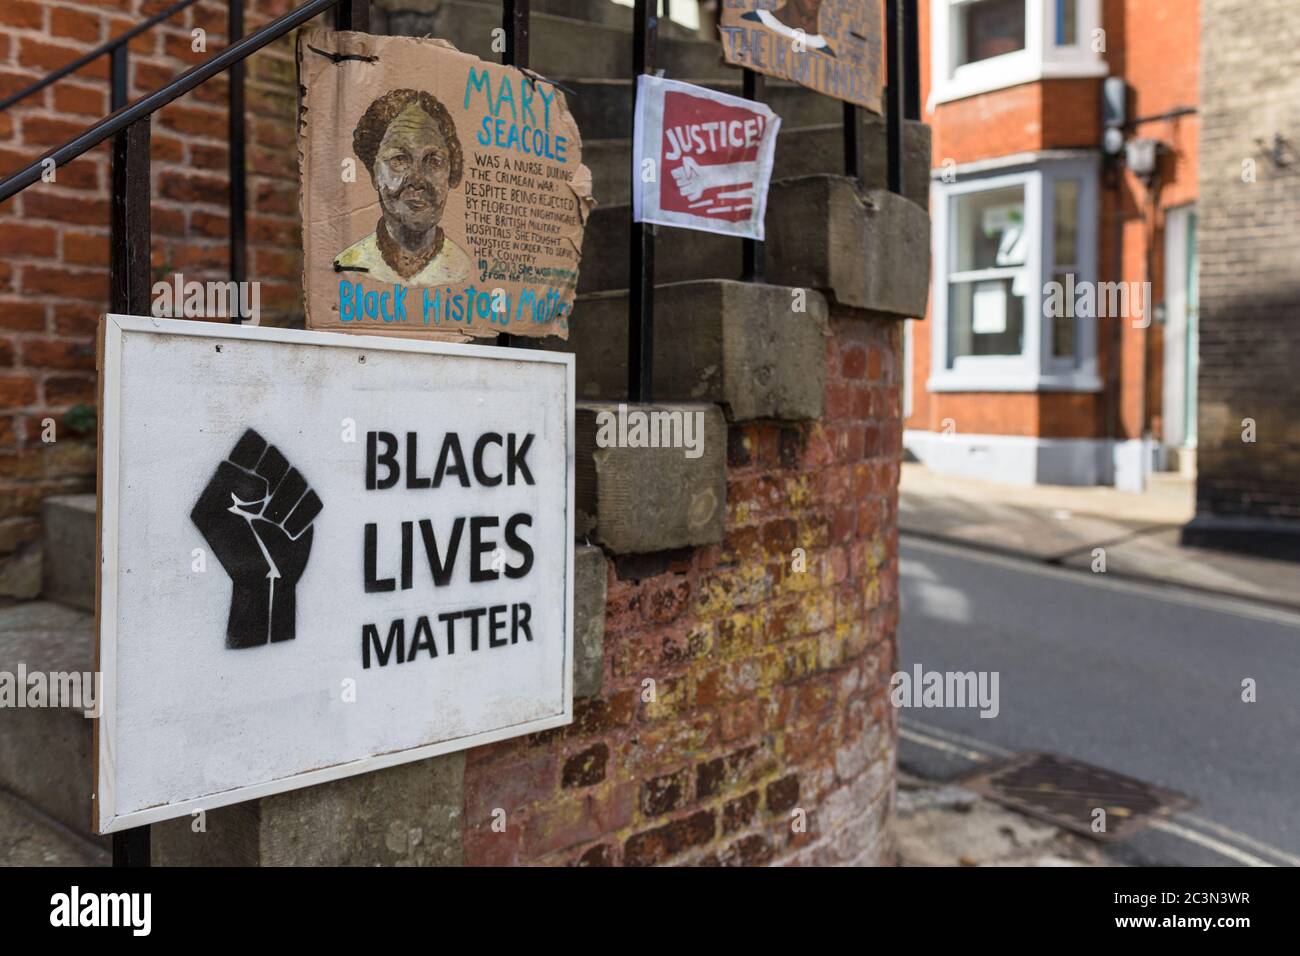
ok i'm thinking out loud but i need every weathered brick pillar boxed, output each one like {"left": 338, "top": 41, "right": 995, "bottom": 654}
{"left": 459, "top": 309, "right": 906, "bottom": 866}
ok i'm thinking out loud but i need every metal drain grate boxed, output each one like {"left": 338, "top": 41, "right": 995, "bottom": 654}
{"left": 960, "top": 751, "right": 1192, "bottom": 841}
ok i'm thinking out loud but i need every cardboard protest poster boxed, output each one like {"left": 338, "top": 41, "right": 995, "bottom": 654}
{"left": 633, "top": 75, "right": 781, "bottom": 240}
{"left": 718, "top": 0, "right": 883, "bottom": 113}
{"left": 94, "top": 315, "right": 574, "bottom": 831}
{"left": 298, "top": 28, "right": 595, "bottom": 341}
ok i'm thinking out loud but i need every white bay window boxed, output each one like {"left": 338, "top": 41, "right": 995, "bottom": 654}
{"left": 932, "top": 0, "right": 1106, "bottom": 105}
{"left": 929, "top": 155, "right": 1100, "bottom": 392}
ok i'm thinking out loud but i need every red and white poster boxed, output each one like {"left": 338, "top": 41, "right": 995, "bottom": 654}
{"left": 633, "top": 75, "right": 781, "bottom": 240}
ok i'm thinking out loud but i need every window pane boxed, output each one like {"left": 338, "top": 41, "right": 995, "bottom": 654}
{"left": 1053, "top": 179, "right": 1079, "bottom": 266}
{"left": 1050, "top": 273, "right": 1076, "bottom": 358}
{"left": 960, "top": 0, "right": 1026, "bottom": 66}
{"left": 953, "top": 185, "right": 1026, "bottom": 273}
{"left": 949, "top": 278, "right": 1025, "bottom": 358}
{"left": 1056, "top": 0, "right": 1078, "bottom": 45}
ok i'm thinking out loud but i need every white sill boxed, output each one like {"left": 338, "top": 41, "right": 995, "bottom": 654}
{"left": 927, "top": 370, "right": 1103, "bottom": 393}
{"left": 932, "top": 53, "right": 1108, "bottom": 106}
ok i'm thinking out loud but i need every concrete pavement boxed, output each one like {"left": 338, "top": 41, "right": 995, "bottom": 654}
{"left": 900, "top": 464, "right": 1299, "bottom": 609}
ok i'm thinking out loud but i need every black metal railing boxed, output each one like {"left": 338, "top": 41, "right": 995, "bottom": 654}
{"left": 0, "top": 0, "right": 919, "bottom": 866}
{"left": 0, "top": 0, "right": 250, "bottom": 303}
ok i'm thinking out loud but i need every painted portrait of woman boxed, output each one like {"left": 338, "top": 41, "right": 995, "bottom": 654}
{"left": 335, "top": 88, "right": 472, "bottom": 287}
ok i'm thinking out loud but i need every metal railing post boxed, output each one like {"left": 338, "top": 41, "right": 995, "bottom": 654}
{"left": 629, "top": 0, "right": 656, "bottom": 402}
{"left": 110, "top": 44, "right": 128, "bottom": 112}
{"left": 334, "top": 0, "right": 370, "bottom": 31}
{"left": 903, "top": 0, "right": 920, "bottom": 122}
{"left": 109, "top": 113, "right": 153, "bottom": 866}
{"left": 885, "top": 0, "right": 902, "bottom": 194}
{"left": 741, "top": 68, "right": 764, "bottom": 282}
{"left": 497, "top": 0, "right": 530, "bottom": 347}
{"left": 110, "top": 120, "right": 152, "bottom": 316}
{"left": 843, "top": 100, "right": 859, "bottom": 179}
{"left": 503, "top": 0, "right": 530, "bottom": 67}
{"left": 229, "top": 0, "right": 247, "bottom": 319}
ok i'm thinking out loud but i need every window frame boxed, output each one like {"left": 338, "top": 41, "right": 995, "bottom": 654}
{"left": 928, "top": 155, "right": 1102, "bottom": 393}
{"left": 931, "top": 0, "right": 1106, "bottom": 106}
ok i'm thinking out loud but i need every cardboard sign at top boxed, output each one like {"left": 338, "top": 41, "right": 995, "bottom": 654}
{"left": 719, "top": 0, "right": 883, "bottom": 113}
{"left": 298, "top": 29, "right": 595, "bottom": 341}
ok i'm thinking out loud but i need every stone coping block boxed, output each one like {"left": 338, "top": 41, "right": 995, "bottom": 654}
{"left": 576, "top": 402, "right": 726, "bottom": 554}
{"left": 543, "top": 280, "right": 827, "bottom": 422}
{"left": 855, "top": 116, "right": 932, "bottom": 210}
{"left": 42, "top": 494, "right": 96, "bottom": 612}
{"left": 766, "top": 175, "right": 932, "bottom": 318}
{"left": 152, "top": 752, "right": 465, "bottom": 866}
{"left": 573, "top": 543, "right": 607, "bottom": 699}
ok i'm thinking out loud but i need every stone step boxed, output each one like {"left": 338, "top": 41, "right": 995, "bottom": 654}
{"left": 41, "top": 494, "right": 96, "bottom": 612}
{"left": 378, "top": 0, "right": 701, "bottom": 38}
{"left": 380, "top": 1, "right": 729, "bottom": 81}
{"left": 587, "top": 122, "right": 845, "bottom": 207}
{"left": 0, "top": 601, "right": 101, "bottom": 842}
{"left": 535, "top": 279, "right": 828, "bottom": 421}
{"left": 561, "top": 77, "right": 843, "bottom": 140}
{"left": 576, "top": 402, "right": 727, "bottom": 553}
{"left": 577, "top": 173, "right": 931, "bottom": 318}
{"left": 0, "top": 787, "right": 108, "bottom": 866}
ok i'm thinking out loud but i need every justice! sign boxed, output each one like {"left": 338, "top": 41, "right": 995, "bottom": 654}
{"left": 94, "top": 316, "right": 574, "bottom": 833}
{"left": 633, "top": 75, "right": 781, "bottom": 239}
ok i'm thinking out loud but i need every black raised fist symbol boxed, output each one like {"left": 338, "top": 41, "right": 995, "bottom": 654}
{"left": 191, "top": 429, "right": 323, "bottom": 648}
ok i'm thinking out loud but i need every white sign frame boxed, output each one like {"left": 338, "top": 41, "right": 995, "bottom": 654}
{"left": 94, "top": 315, "right": 575, "bottom": 834}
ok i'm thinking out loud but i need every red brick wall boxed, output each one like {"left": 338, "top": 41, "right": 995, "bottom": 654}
{"left": 908, "top": 388, "right": 1104, "bottom": 440}
{"left": 1100, "top": 0, "right": 1199, "bottom": 443}
{"left": 0, "top": 0, "right": 303, "bottom": 595}
{"left": 931, "top": 78, "right": 1100, "bottom": 166}
{"left": 461, "top": 312, "right": 901, "bottom": 866}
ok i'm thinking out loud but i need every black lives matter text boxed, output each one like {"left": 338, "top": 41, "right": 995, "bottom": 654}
{"left": 360, "top": 429, "right": 538, "bottom": 668}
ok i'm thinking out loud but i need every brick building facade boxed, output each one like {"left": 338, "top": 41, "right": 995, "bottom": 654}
{"left": 1184, "top": 0, "right": 1300, "bottom": 556}
{"left": 905, "top": 0, "right": 1200, "bottom": 490}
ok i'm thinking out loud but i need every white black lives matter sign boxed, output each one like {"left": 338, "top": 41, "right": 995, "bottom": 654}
{"left": 94, "top": 315, "right": 573, "bottom": 833}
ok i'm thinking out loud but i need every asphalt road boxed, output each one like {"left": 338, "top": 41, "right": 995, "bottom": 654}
{"left": 897, "top": 534, "right": 1300, "bottom": 867}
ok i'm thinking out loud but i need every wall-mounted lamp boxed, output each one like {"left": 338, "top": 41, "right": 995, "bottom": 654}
{"left": 1125, "top": 138, "right": 1162, "bottom": 180}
